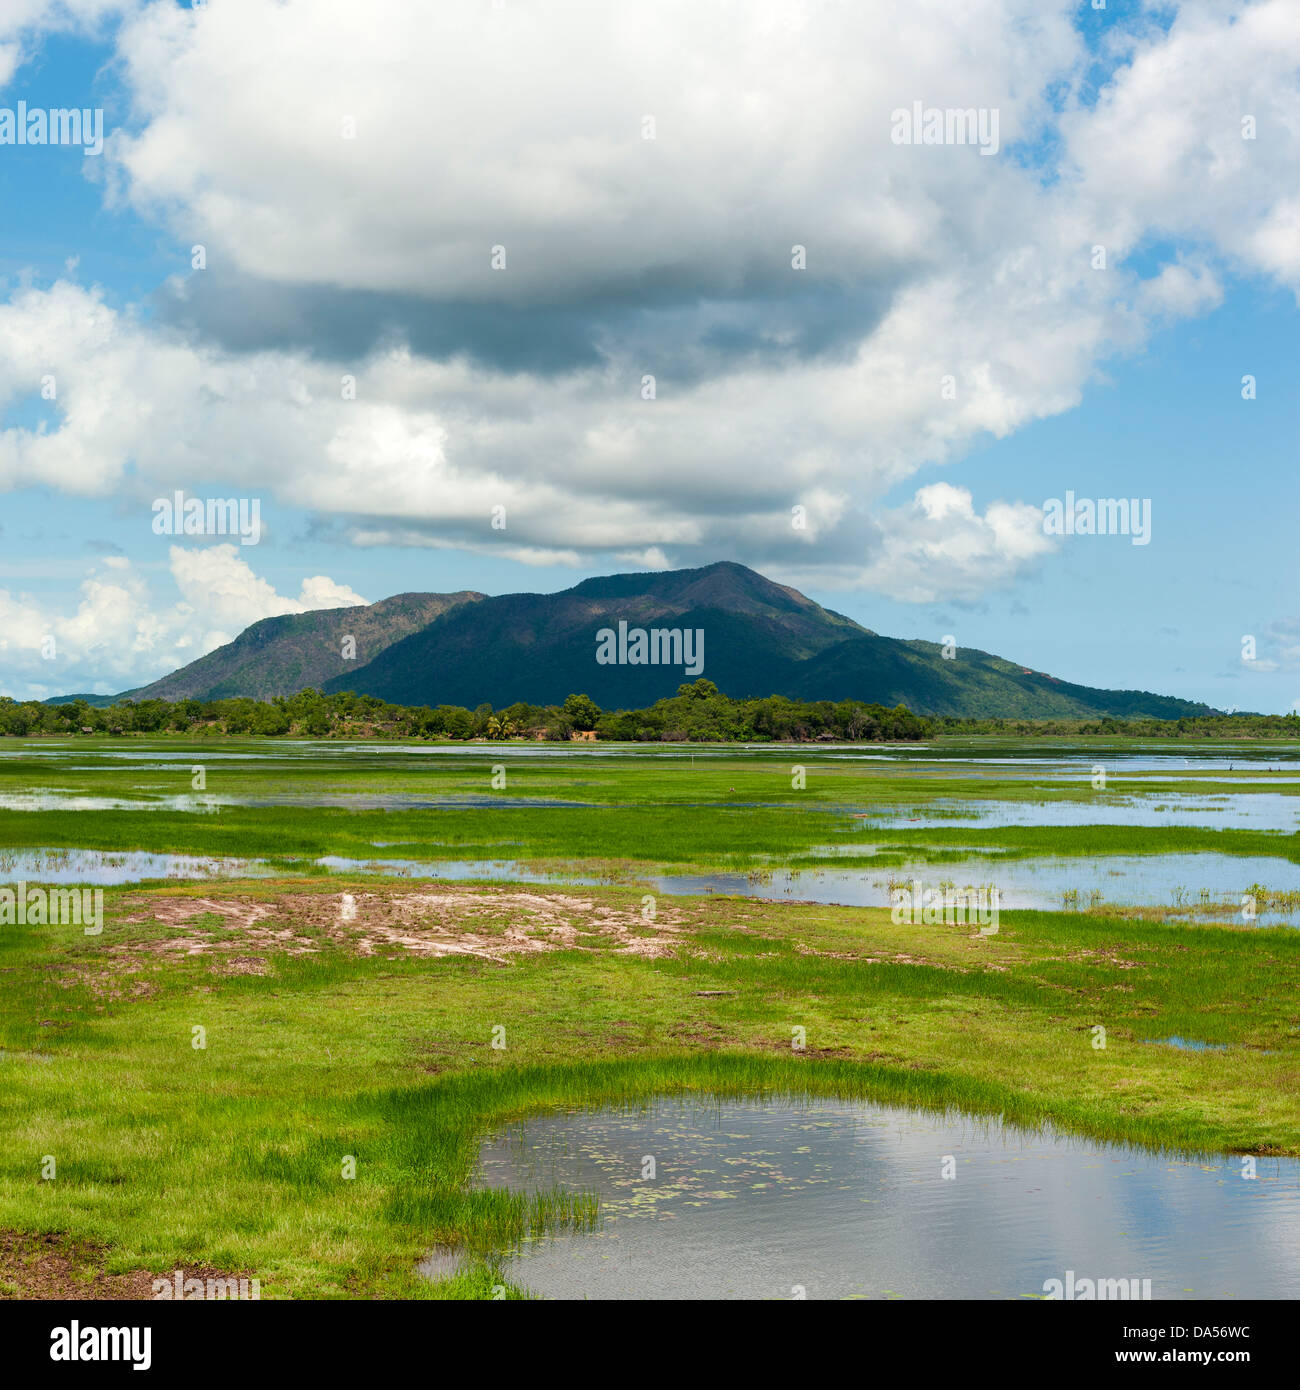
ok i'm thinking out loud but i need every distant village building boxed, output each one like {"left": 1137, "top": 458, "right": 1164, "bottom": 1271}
{"left": 571, "top": 729, "right": 598, "bottom": 741}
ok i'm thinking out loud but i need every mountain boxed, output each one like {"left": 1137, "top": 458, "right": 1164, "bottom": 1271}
{"left": 779, "top": 634, "right": 1208, "bottom": 719}
{"left": 82, "top": 562, "right": 1213, "bottom": 718}
{"left": 43, "top": 692, "right": 122, "bottom": 709}
{"left": 307, "top": 562, "right": 1210, "bottom": 718}
{"left": 318, "top": 561, "right": 873, "bottom": 709}
{"left": 123, "top": 591, "right": 483, "bottom": 702}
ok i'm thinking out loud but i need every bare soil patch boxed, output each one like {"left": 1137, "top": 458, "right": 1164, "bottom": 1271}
{"left": 0, "top": 1230, "right": 252, "bottom": 1301}
{"left": 114, "top": 886, "right": 686, "bottom": 965}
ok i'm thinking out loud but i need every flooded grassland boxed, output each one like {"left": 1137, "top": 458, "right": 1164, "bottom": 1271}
{"left": 0, "top": 737, "right": 1297, "bottom": 1297}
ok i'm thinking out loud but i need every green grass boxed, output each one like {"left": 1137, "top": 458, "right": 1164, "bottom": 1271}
{"left": 0, "top": 876, "right": 1297, "bottom": 1298}
{"left": 2, "top": 802, "right": 1298, "bottom": 876}
{"left": 2, "top": 736, "right": 1297, "bottom": 873}
{"left": 1, "top": 734, "right": 1298, "bottom": 1298}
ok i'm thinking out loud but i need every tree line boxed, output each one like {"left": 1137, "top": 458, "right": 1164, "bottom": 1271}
{"left": 932, "top": 713, "right": 1299, "bottom": 738}
{"left": 4, "top": 686, "right": 1290, "bottom": 741}
{"left": 5, "top": 681, "right": 930, "bottom": 742}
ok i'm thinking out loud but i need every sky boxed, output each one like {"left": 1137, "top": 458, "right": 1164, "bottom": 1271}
{"left": 0, "top": 0, "right": 1296, "bottom": 710}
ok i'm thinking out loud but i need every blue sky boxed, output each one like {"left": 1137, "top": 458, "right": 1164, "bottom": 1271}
{"left": 0, "top": 1, "right": 1296, "bottom": 711}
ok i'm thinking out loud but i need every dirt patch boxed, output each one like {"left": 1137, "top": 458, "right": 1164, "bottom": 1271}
{"left": 1050, "top": 949, "right": 1142, "bottom": 970}
{"left": 117, "top": 897, "right": 314, "bottom": 960}
{"left": 667, "top": 1019, "right": 733, "bottom": 1045}
{"left": 0, "top": 1230, "right": 255, "bottom": 1301}
{"left": 213, "top": 956, "right": 271, "bottom": 977}
{"left": 793, "top": 942, "right": 871, "bottom": 961}
{"left": 114, "top": 886, "right": 686, "bottom": 965}
{"left": 792, "top": 942, "right": 980, "bottom": 972}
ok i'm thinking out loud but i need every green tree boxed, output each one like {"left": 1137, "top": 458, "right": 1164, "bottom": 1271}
{"left": 442, "top": 706, "right": 472, "bottom": 739}
{"left": 677, "top": 678, "right": 719, "bottom": 701}
{"left": 561, "top": 693, "right": 601, "bottom": 730}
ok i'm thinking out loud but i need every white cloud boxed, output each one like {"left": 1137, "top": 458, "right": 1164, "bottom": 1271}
{"left": 616, "top": 547, "right": 671, "bottom": 571}
{"left": 0, "top": 545, "right": 366, "bottom": 699}
{"left": 0, "top": 0, "right": 134, "bottom": 91}
{"left": 1136, "top": 260, "right": 1224, "bottom": 321}
{"left": 0, "top": 272, "right": 1140, "bottom": 590}
{"left": 167, "top": 543, "right": 366, "bottom": 647}
{"left": 110, "top": 0, "right": 1078, "bottom": 303}
{"left": 1242, "top": 618, "right": 1300, "bottom": 676}
{"left": 0, "top": 0, "right": 1297, "bottom": 606}
{"left": 849, "top": 484, "right": 1054, "bottom": 603}
{"left": 1062, "top": 0, "right": 1300, "bottom": 297}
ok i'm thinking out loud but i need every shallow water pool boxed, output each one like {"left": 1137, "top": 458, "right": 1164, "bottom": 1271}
{"left": 455, "top": 1097, "right": 1300, "bottom": 1300}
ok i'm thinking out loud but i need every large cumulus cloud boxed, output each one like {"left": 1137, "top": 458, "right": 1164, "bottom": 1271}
{"left": 0, "top": 0, "right": 1297, "bottom": 629}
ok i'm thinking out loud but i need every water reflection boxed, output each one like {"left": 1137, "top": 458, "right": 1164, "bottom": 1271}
{"left": 463, "top": 1098, "right": 1300, "bottom": 1300}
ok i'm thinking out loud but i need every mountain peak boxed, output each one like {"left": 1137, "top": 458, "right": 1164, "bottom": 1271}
{"left": 568, "top": 560, "right": 853, "bottom": 623}
{"left": 106, "top": 561, "right": 1211, "bottom": 720}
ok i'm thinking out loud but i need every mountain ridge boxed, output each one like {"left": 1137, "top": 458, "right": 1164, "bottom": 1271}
{"left": 120, "top": 590, "right": 484, "bottom": 703}
{"left": 53, "top": 562, "right": 1215, "bottom": 719}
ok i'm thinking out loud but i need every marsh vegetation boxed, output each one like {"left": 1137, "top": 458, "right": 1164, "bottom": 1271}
{"left": 1, "top": 735, "right": 1297, "bottom": 1297}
